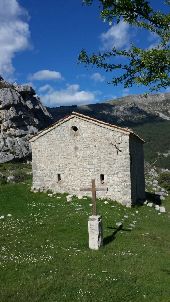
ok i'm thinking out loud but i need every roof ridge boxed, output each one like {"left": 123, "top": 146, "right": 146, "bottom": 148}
{"left": 30, "top": 111, "right": 144, "bottom": 143}
{"left": 72, "top": 111, "right": 132, "bottom": 133}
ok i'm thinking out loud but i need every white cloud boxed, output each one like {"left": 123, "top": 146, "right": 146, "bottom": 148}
{"left": 91, "top": 72, "right": 105, "bottom": 82}
{"left": 30, "top": 70, "right": 63, "bottom": 81}
{"left": 40, "top": 84, "right": 96, "bottom": 107}
{"left": 38, "top": 84, "right": 53, "bottom": 93}
{"left": 101, "top": 21, "right": 130, "bottom": 50}
{"left": 0, "top": 0, "right": 30, "bottom": 76}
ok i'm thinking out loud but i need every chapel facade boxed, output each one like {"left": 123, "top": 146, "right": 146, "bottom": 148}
{"left": 30, "top": 112, "right": 145, "bottom": 206}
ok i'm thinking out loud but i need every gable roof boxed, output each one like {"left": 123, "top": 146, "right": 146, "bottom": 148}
{"left": 30, "top": 111, "right": 144, "bottom": 143}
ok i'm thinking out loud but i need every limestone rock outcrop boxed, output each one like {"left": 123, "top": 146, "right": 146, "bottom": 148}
{"left": 0, "top": 77, "right": 52, "bottom": 163}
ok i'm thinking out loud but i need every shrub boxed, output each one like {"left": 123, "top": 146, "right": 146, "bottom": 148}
{"left": 0, "top": 174, "right": 7, "bottom": 185}
{"left": 12, "top": 170, "right": 31, "bottom": 183}
{"left": 158, "top": 172, "right": 170, "bottom": 192}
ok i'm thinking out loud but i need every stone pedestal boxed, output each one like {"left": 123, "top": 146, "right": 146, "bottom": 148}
{"left": 88, "top": 215, "right": 103, "bottom": 250}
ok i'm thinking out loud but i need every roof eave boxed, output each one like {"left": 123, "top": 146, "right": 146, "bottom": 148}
{"left": 130, "top": 132, "right": 145, "bottom": 143}
{"left": 29, "top": 111, "right": 144, "bottom": 143}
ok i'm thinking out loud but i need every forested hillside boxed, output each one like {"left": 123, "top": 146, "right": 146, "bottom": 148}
{"left": 132, "top": 121, "right": 170, "bottom": 169}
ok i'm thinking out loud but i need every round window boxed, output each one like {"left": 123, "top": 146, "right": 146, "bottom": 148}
{"left": 71, "top": 126, "right": 78, "bottom": 132}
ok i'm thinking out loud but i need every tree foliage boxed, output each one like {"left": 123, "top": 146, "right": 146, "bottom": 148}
{"left": 79, "top": 0, "right": 170, "bottom": 91}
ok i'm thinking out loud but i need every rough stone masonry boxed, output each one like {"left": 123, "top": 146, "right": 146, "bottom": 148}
{"left": 30, "top": 112, "right": 145, "bottom": 206}
{"left": 88, "top": 215, "right": 103, "bottom": 250}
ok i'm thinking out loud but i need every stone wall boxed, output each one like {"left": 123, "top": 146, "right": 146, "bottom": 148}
{"left": 31, "top": 116, "right": 141, "bottom": 206}
{"left": 129, "top": 136, "right": 145, "bottom": 203}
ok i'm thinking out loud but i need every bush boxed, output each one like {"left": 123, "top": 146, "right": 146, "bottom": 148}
{"left": 158, "top": 172, "right": 170, "bottom": 192}
{"left": 12, "top": 170, "right": 31, "bottom": 183}
{"left": 0, "top": 174, "right": 7, "bottom": 185}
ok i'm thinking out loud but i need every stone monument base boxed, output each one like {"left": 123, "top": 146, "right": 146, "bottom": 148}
{"left": 88, "top": 215, "right": 103, "bottom": 250}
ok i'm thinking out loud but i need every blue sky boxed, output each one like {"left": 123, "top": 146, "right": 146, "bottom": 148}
{"left": 0, "top": 0, "right": 169, "bottom": 107}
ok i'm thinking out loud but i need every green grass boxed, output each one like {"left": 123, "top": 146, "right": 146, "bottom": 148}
{"left": 0, "top": 183, "right": 170, "bottom": 302}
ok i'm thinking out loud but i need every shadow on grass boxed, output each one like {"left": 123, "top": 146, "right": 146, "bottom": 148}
{"left": 103, "top": 225, "right": 131, "bottom": 246}
{"left": 145, "top": 191, "right": 161, "bottom": 205}
{"left": 162, "top": 269, "right": 170, "bottom": 275}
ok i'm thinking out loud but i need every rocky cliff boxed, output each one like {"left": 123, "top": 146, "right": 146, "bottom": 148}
{"left": 0, "top": 77, "right": 52, "bottom": 163}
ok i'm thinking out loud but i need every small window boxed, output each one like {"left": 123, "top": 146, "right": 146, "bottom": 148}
{"left": 71, "top": 126, "right": 78, "bottom": 132}
{"left": 57, "top": 174, "right": 61, "bottom": 182}
{"left": 100, "top": 174, "right": 104, "bottom": 184}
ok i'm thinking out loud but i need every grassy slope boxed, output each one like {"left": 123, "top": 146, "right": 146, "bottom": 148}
{"left": 0, "top": 183, "right": 170, "bottom": 302}
{"left": 132, "top": 121, "right": 170, "bottom": 169}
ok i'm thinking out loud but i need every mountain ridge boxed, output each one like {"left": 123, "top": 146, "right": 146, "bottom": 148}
{"left": 48, "top": 91, "right": 170, "bottom": 126}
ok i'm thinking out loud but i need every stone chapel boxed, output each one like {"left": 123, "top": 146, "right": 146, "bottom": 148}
{"left": 30, "top": 112, "right": 145, "bottom": 207}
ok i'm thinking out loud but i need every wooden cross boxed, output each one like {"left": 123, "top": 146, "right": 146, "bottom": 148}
{"left": 80, "top": 179, "right": 107, "bottom": 215}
